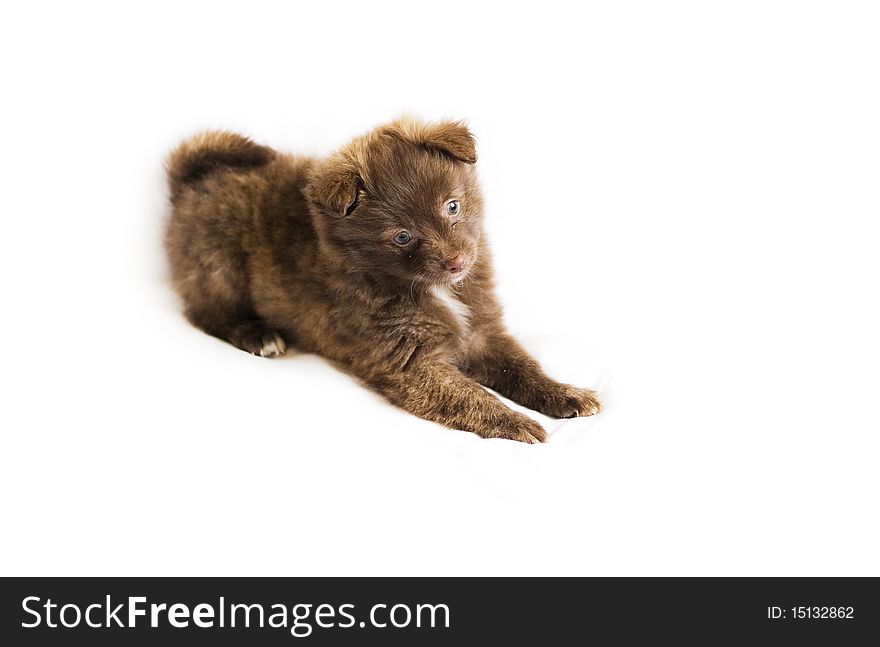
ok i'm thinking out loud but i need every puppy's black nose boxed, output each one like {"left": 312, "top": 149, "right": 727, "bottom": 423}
{"left": 445, "top": 253, "right": 467, "bottom": 273}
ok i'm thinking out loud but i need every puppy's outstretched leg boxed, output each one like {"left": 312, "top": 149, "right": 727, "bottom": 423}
{"left": 464, "top": 332, "right": 600, "bottom": 419}
{"left": 374, "top": 359, "right": 547, "bottom": 443}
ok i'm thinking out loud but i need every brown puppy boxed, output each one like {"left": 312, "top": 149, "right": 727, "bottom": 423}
{"left": 164, "top": 118, "right": 600, "bottom": 442}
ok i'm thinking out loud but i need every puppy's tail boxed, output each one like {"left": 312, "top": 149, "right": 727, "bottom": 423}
{"left": 166, "top": 131, "right": 276, "bottom": 202}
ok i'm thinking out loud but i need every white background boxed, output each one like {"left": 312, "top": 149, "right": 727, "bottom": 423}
{"left": 2, "top": 1, "right": 878, "bottom": 576}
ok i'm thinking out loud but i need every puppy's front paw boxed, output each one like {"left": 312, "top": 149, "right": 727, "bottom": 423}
{"left": 486, "top": 415, "right": 548, "bottom": 444}
{"left": 532, "top": 384, "right": 602, "bottom": 419}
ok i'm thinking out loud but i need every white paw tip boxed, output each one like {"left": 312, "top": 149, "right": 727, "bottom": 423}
{"left": 259, "top": 335, "right": 286, "bottom": 357}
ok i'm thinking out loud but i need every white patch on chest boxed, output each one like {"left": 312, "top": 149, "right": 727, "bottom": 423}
{"left": 429, "top": 285, "right": 470, "bottom": 333}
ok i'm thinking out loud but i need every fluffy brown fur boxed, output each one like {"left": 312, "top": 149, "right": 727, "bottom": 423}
{"left": 164, "top": 118, "right": 600, "bottom": 443}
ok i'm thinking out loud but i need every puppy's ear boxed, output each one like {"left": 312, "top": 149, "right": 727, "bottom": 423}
{"left": 388, "top": 118, "right": 477, "bottom": 164}
{"left": 305, "top": 159, "right": 363, "bottom": 217}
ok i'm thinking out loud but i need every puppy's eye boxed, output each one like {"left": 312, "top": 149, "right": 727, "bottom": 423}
{"left": 446, "top": 200, "right": 460, "bottom": 216}
{"left": 393, "top": 231, "right": 412, "bottom": 246}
